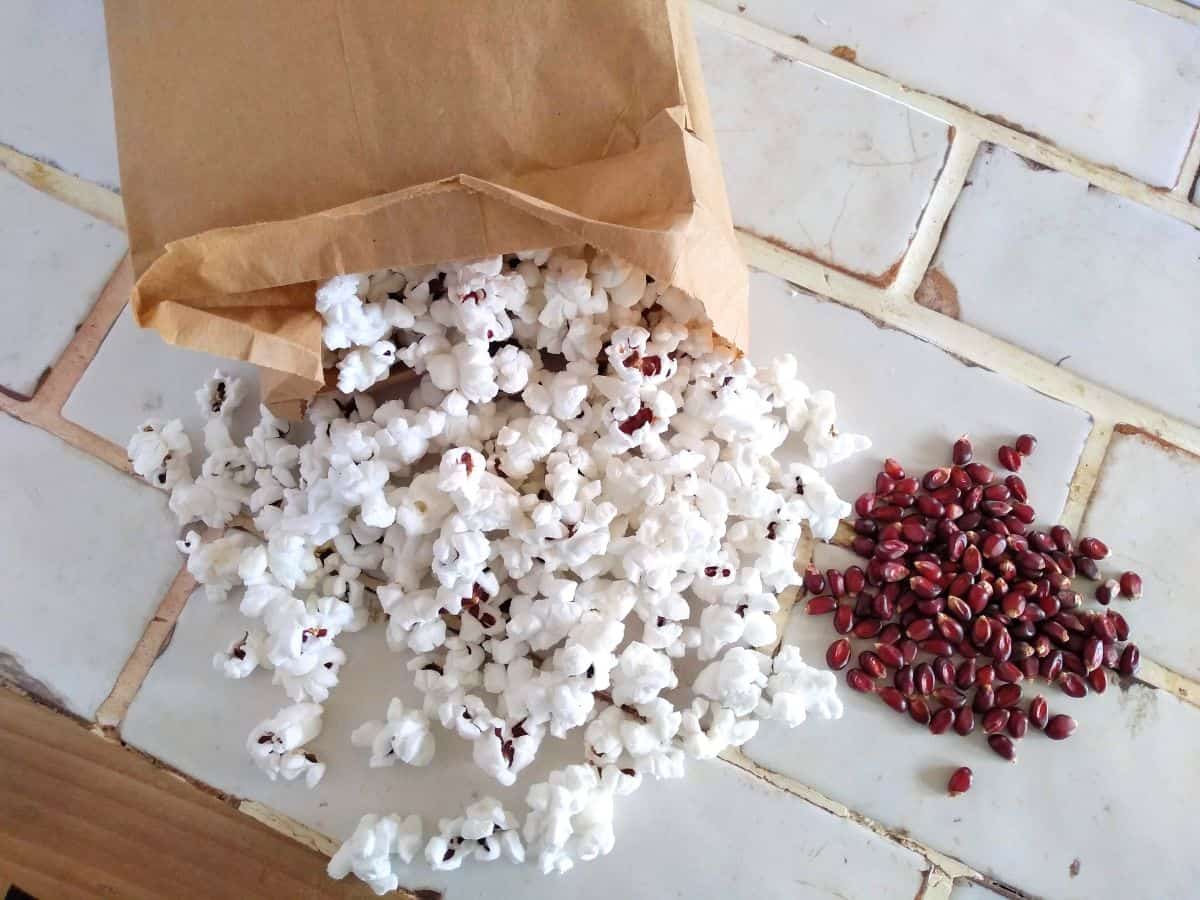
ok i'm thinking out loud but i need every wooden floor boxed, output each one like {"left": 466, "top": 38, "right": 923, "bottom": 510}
{"left": 0, "top": 690, "right": 377, "bottom": 899}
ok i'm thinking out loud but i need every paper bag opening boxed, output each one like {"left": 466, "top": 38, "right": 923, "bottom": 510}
{"left": 105, "top": 0, "right": 748, "bottom": 414}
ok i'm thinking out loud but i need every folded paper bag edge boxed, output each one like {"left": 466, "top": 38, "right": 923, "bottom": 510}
{"left": 131, "top": 119, "right": 748, "bottom": 412}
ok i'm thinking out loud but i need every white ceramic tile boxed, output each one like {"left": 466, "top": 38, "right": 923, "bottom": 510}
{"left": 0, "top": 415, "right": 181, "bottom": 719}
{"left": 697, "top": 21, "right": 950, "bottom": 281}
{"left": 950, "top": 880, "right": 1004, "bottom": 900}
{"left": 751, "top": 539, "right": 1200, "bottom": 899}
{"left": 63, "top": 304, "right": 262, "bottom": 454}
{"left": 0, "top": 0, "right": 120, "bottom": 189}
{"left": 704, "top": 0, "right": 1200, "bottom": 187}
{"left": 1080, "top": 430, "right": 1200, "bottom": 681}
{"left": 930, "top": 144, "right": 1200, "bottom": 428}
{"left": 124, "top": 591, "right": 927, "bottom": 898}
{"left": 0, "top": 170, "right": 125, "bottom": 397}
{"left": 749, "top": 269, "right": 1092, "bottom": 523}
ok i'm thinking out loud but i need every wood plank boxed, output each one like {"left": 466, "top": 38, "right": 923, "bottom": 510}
{"left": 0, "top": 690, "right": 379, "bottom": 899}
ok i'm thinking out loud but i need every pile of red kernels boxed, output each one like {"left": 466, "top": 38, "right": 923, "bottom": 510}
{"left": 803, "top": 433, "right": 1143, "bottom": 777}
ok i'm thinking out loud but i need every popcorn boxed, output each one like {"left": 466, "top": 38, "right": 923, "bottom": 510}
{"left": 177, "top": 529, "right": 259, "bottom": 603}
{"left": 523, "top": 764, "right": 634, "bottom": 874}
{"left": 127, "top": 418, "right": 192, "bottom": 489}
{"left": 212, "top": 628, "right": 266, "bottom": 679}
{"left": 425, "top": 798, "right": 524, "bottom": 870}
{"left": 328, "top": 813, "right": 423, "bottom": 895}
{"left": 351, "top": 698, "right": 436, "bottom": 767}
{"left": 138, "top": 246, "right": 869, "bottom": 885}
{"left": 246, "top": 702, "right": 326, "bottom": 787}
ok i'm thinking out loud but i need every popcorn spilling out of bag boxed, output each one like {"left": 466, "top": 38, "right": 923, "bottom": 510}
{"left": 129, "top": 246, "right": 867, "bottom": 892}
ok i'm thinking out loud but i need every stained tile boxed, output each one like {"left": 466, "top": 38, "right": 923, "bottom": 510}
{"left": 63, "top": 304, "right": 262, "bottom": 455}
{"left": 1080, "top": 430, "right": 1200, "bottom": 681}
{"left": 929, "top": 144, "right": 1200, "bottom": 427}
{"left": 124, "top": 590, "right": 927, "bottom": 898}
{"left": 697, "top": 21, "right": 950, "bottom": 281}
{"left": 748, "top": 269, "right": 1092, "bottom": 523}
{"left": 0, "top": 170, "right": 125, "bottom": 397}
{"left": 0, "top": 0, "right": 120, "bottom": 189}
{"left": 748, "top": 539, "right": 1200, "bottom": 899}
{"left": 705, "top": 0, "right": 1200, "bottom": 186}
{"left": 0, "top": 415, "right": 180, "bottom": 719}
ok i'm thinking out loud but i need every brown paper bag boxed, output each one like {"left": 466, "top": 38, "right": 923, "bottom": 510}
{"left": 104, "top": 0, "right": 748, "bottom": 415}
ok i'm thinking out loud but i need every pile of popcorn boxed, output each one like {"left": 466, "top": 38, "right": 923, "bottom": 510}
{"left": 129, "top": 247, "right": 866, "bottom": 892}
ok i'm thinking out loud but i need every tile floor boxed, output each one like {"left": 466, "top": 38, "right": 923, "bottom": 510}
{"left": 3, "top": 1, "right": 1199, "bottom": 898}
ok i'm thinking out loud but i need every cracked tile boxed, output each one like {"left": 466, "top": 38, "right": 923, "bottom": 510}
{"left": 746, "top": 539, "right": 1200, "bottom": 899}
{"left": 125, "top": 590, "right": 927, "bottom": 898}
{"left": 748, "top": 270, "right": 1092, "bottom": 523}
{"left": 0, "top": 170, "right": 125, "bottom": 397}
{"left": 708, "top": 0, "right": 1200, "bottom": 186}
{"left": 63, "top": 304, "right": 261, "bottom": 454}
{"left": 930, "top": 144, "right": 1200, "bottom": 428}
{"left": 697, "top": 21, "right": 950, "bottom": 281}
{"left": 0, "top": 0, "right": 120, "bottom": 189}
{"left": 1080, "top": 430, "right": 1200, "bottom": 681}
{"left": 0, "top": 414, "right": 180, "bottom": 719}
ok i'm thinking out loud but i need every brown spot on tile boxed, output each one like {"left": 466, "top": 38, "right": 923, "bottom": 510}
{"left": 1069, "top": 858, "right": 1081, "bottom": 878}
{"left": 831, "top": 45, "right": 857, "bottom": 63}
{"left": 1112, "top": 424, "right": 1200, "bottom": 462}
{"left": 915, "top": 268, "right": 960, "bottom": 318}
{"left": 0, "top": 650, "right": 68, "bottom": 711}
{"left": 413, "top": 891, "right": 443, "bottom": 900}
{"left": 791, "top": 33, "right": 810, "bottom": 44}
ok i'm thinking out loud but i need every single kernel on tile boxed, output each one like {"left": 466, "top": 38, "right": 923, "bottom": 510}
{"left": 947, "top": 766, "right": 973, "bottom": 796}
{"left": 1015, "top": 433, "right": 1038, "bottom": 456}
{"left": 1045, "top": 714, "right": 1077, "bottom": 741}
{"left": 1119, "top": 571, "right": 1143, "bottom": 600}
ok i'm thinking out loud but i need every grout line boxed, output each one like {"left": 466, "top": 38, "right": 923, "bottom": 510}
{"left": 1173, "top": 114, "right": 1200, "bottom": 199}
{"left": 0, "top": 143, "right": 125, "bottom": 230}
{"left": 719, "top": 747, "right": 985, "bottom": 883}
{"left": 238, "top": 801, "right": 341, "bottom": 859}
{"left": 890, "top": 133, "right": 980, "bottom": 301}
{"left": 36, "top": 256, "right": 131, "bottom": 413}
{"left": 692, "top": 0, "right": 1200, "bottom": 228}
{"left": 1057, "top": 420, "right": 1115, "bottom": 535}
{"left": 1131, "top": 0, "right": 1200, "bottom": 25}
{"left": 738, "top": 229, "right": 1200, "bottom": 459}
{"left": 0, "top": 397, "right": 132, "bottom": 475}
{"left": 96, "top": 562, "right": 196, "bottom": 729}
{"left": 1138, "top": 658, "right": 1197, "bottom": 706}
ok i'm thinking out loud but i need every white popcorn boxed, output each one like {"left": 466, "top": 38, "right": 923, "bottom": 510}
{"left": 610, "top": 642, "right": 677, "bottom": 708}
{"left": 523, "top": 764, "right": 633, "bottom": 874}
{"left": 212, "top": 628, "right": 266, "bottom": 679}
{"left": 351, "top": 698, "right": 436, "bottom": 767}
{"left": 328, "top": 813, "right": 423, "bottom": 895}
{"left": 338, "top": 341, "right": 397, "bottom": 393}
{"left": 761, "top": 645, "right": 844, "bottom": 726}
{"left": 138, "top": 246, "right": 869, "bottom": 883}
{"left": 246, "top": 702, "right": 325, "bottom": 787}
{"left": 128, "top": 418, "right": 192, "bottom": 489}
{"left": 177, "top": 529, "right": 259, "bottom": 603}
{"left": 425, "top": 797, "right": 524, "bottom": 870}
